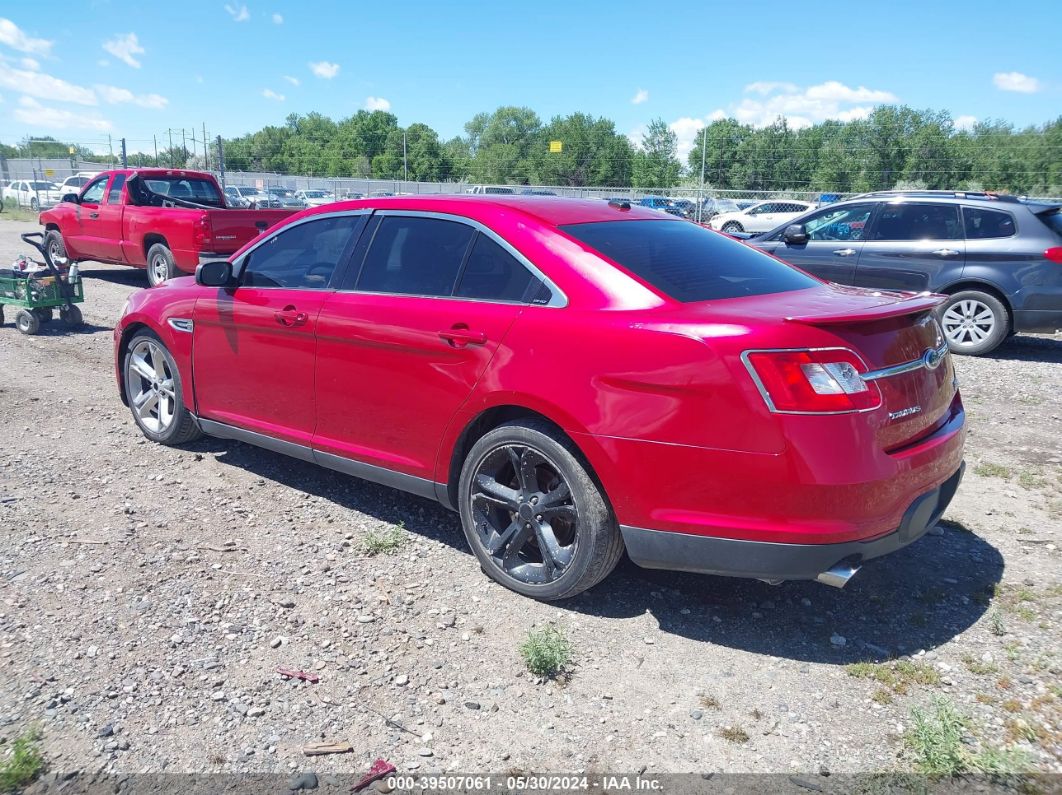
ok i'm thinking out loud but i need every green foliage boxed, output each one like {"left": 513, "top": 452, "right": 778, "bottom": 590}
{"left": 632, "top": 119, "right": 680, "bottom": 189}
{"left": 847, "top": 660, "right": 941, "bottom": 694}
{"left": 519, "top": 626, "right": 572, "bottom": 677}
{"left": 361, "top": 522, "right": 407, "bottom": 556}
{"left": 0, "top": 728, "right": 45, "bottom": 792}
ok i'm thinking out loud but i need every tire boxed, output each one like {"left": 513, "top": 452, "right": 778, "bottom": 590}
{"left": 722, "top": 221, "right": 744, "bottom": 233}
{"left": 15, "top": 309, "right": 39, "bottom": 335}
{"left": 34, "top": 308, "right": 53, "bottom": 324}
{"left": 44, "top": 230, "right": 68, "bottom": 266}
{"left": 122, "top": 331, "right": 201, "bottom": 445}
{"left": 939, "top": 290, "right": 1009, "bottom": 356}
{"left": 0, "top": 305, "right": 5, "bottom": 325}
{"left": 29, "top": 197, "right": 39, "bottom": 212}
{"left": 146, "top": 243, "right": 177, "bottom": 287}
{"left": 60, "top": 305, "right": 82, "bottom": 327}
{"left": 458, "top": 419, "right": 623, "bottom": 601}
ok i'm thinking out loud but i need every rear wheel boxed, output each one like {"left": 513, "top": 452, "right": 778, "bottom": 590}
{"left": 146, "top": 243, "right": 177, "bottom": 287}
{"left": 15, "top": 309, "right": 39, "bottom": 335}
{"left": 458, "top": 420, "right": 623, "bottom": 601}
{"left": 939, "top": 290, "right": 1009, "bottom": 356}
{"left": 123, "top": 332, "right": 201, "bottom": 445}
{"left": 722, "top": 221, "right": 744, "bottom": 234}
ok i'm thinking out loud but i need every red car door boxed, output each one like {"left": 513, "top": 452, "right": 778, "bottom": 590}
{"left": 93, "top": 173, "right": 127, "bottom": 262}
{"left": 70, "top": 174, "right": 110, "bottom": 259}
{"left": 313, "top": 213, "right": 540, "bottom": 483}
{"left": 192, "top": 214, "right": 365, "bottom": 445}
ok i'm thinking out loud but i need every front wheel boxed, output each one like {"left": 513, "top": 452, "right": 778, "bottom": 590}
{"left": 123, "top": 332, "right": 201, "bottom": 445}
{"left": 44, "top": 230, "right": 68, "bottom": 267}
{"left": 458, "top": 420, "right": 623, "bottom": 601}
{"left": 722, "top": 221, "right": 743, "bottom": 234}
{"left": 146, "top": 243, "right": 177, "bottom": 287}
{"left": 939, "top": 290, "right": 1009, "bottom": 356}
{"left": 29, "top": 197, "right": 39, "bottom": 212}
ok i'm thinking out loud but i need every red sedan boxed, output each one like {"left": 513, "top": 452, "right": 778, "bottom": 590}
{"left": 113, "top": 196, "right": 965, "bottom": 600}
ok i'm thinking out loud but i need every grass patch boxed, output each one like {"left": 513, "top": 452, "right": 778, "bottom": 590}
{"left": 717, "top": 726, "right": 749, "bottom": 744}
{"left": 847, "top": 660, "right": 941, "bottom": 695}
{"left": 519, "top": 626, "right": 572, "bottom": 678}
{"left": 962, "top": 655, "right": 999, "bottom": 676}
{"left": 698, "top": 694, "right": 720, "bottom": 710}
{"left": 872, "top": 688, "right": 894, "bottom": 706}
{"left": 905, "top": 697, "right": 1030, "bottom": 780}
{"left": 0, "top": 205, "right": 39, "bottom": 223}
{"left": 1018, "top": 471, "right": 1044, "bottom": 490}
{"left": 361, "top": 522, "right": 407, "bottom": 556}
{"left": 974, "top": 462, "right": 1011, "bottom": 479}
{"left": 0, "top": 728, "right": 45, "bottom": 792}
{"left": 988, "top": 610, "right": 1006, "bottom": 636}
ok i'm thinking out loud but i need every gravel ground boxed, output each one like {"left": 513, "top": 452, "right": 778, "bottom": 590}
{"left": 0, "top": 218, "right": 1059, "bottom": 787}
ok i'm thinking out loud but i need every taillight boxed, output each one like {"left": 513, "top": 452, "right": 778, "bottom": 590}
{"left": 742, "top": 348, "right": 882, "bottom": 413}
{"left": 1045, "top": 246, "right": 1062, "bottom": 264}
{"left": 192, "top": 215, "right": 210, "bottom": 249}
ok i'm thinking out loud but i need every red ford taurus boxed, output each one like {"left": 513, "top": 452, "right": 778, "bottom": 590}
{"left": 114, "top": 196, "right": 965, "bottom": 600}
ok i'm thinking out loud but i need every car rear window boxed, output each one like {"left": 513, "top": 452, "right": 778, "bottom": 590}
{"left": 1035, "top": 207, "right": 1062, "bottom": 238}
{"left": 142, "top": 177, "right": 222, "bottom": 207}
{"left": 560, "top": 219, "right": 818, "bottom": 302}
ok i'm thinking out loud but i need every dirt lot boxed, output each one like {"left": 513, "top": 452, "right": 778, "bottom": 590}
{"left": 0, "top": 218, "right": 1059, "bottom": 788}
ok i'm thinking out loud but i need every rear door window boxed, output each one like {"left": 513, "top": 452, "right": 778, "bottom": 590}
{"left": 561, "top": 219, "right": 818, "bottom": 302}
{"left": 869, "top": 203, "right": 962, "bottom": 241}
{"left": 454, "top": 233, "right": 537, "bottom": 302}
{"left": 963, "top": 207, "right": 1016, "bottom": 239}
{"left": 356, "top": 216, "right": 474, "bottom": 297}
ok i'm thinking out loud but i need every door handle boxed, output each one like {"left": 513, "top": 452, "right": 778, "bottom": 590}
{"left": 931, "top": 248, "right": 959, "bottom": 257}
{"left": 439, "top": 325, "right": 487, "bottom": 347}
{"left": 832, "top": 248, "right": 857, "bottom": 257}
{"left": 89, "top": 212, "right": 99, "bottom": 219}
{"left": 274, "top": 305, "right": 308, "bottom": 327}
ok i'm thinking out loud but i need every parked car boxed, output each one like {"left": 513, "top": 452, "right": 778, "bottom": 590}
{"left": 114, "top": 195, "right": 965, "bottom": 600}
{"left": 57, "top": 173, "right": 100, "bottom": 199}
{"left": 697, "top": 197, "right": 740, "bottom": 221}
{"left": 708, "top": 200, "right": 814, "bottom": 234}
{"left": 266, "top": 187, "right": 306, "bottom": 209}
{"left": 223, "top": 186, "right": 252, "bottom": 208}
{"left": 467, "top": 185, "right": 515, "bottom": 195}
{"left": 295, "top": 189, "right": 334, "bottom": 207}
{"left": 637, "top": 196, "right": 685, "bottom": 217}
{"left": 342, "top": 191, "right": 364, "bottom": 200}
{"left": 521, "top": 189, "right": 557, "bottom": 196}
{"left": 748, "top": 191, "right": 1062, "bottom": 355}
{"left": 39, "top": 169, "right": 297, "bottom": 286}
{"left": 2, "top": 179, "right": 65, "bottom": 211}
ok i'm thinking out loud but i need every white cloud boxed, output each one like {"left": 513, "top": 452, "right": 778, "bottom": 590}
{"left": 272, "top": 12, "right": 283, "bottom": 23}
{"left": 310, "top": 61, "right": 340, "bottom": 79}
{"left": 955, "top": 114, "right": 978, "bottom": 131}
{"left": 0, "top": 18, "right": 52, "bottom": 56}
{"left": 283, "top": 75, "right": 300, "bottom": 86}
{"left": 95, "top": 84, "right": 168, "bottom": 109}
{"left": 15, "top": 96, "right": 111, "bottom": 132}
{"left": 225, "top": 3, "right": 251, "bottom": 21}
{"left": 103, "top": 33, "right": 145, "bottom": 68}
{"left": 669, "top": 116, "right": 706, "bottom": 161}
{"left": 262, "top": 88, "right": 285, "bottom": 101}
{"left": 993, "top": 71, "right": 1040, "bottom": 93}
{"left": 708, "top": 80, "right": 897, "bottom": 129}
{"left": 0, "top": 67, "right": 96, "bottom": 105}
{"left": 20, "top": 57, "right": 40, "bottom": 71}
{"left": 364, "top": 95, "right": 390, "bottom": 111}
{"left": 97, "top": 59, "right": 109, "bottom": 67}
{"left": 631, "top": 88, "right": 649, "bottom": 105}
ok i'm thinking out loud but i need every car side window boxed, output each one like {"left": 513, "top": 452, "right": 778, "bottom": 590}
{"left": 81, "top": 177, "right": 108, "bottom": 205}
{"left": 869, "top": 203, "right": 961, "bottom": 241}
{"left": 240, "top": 215, "right": 363, "bottom": 289}
{"left": 454, "top": 233, "right": 537, "bottom": 302}
{"left": 356, "top": 216, "right": 474, "bottom": 297}
{"left": 803, "top": 204, "right": 875, "bottom": 241}
{"left": 106, "top": 174, "right": 126, "bottom": 204}
{"left": 748, "top": 204, "right": 770, "bottom": 214}
{"left": 963, "top": 207, "right": 1016, "bottom": 239}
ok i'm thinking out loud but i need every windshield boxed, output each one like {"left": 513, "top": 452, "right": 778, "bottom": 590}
{"left": 561, "top": 219, "right": 818, "bottom": 302}
{"left": 142, "top": 177, "right": 223, "bottom": 207}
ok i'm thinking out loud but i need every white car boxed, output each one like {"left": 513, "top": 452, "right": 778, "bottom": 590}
{"left": 708, "top": 200, "right": 815, "bottom": 234}
{"left": 2, "top": 179, "right": 65, "bottom": 211}
{"left": 295, "top": 189, "right": 334, "bottom": 207}
{"left": 56, "top": 172, "right": 100, "bottom": 199}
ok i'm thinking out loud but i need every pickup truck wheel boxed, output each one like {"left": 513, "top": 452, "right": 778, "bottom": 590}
{"left": 44, "top": 230, "right": 68, "bottom": 266}
{"left": 146, "top": 244, "right": 177, "bottom": 287}
{"left": 458, "top": 420, "right": 623, "bottom": 601}
{"left": 123, "top": 331, "right": 201, "bottom": 445}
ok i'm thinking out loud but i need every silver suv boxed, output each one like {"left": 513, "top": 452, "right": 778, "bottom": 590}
{"left": 750, "top": 191, "right": 1062, "bottom": 355}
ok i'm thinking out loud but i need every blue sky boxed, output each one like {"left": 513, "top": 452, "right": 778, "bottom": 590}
{"left": 0, "top": 0, "right": 1058, "bottom": 159}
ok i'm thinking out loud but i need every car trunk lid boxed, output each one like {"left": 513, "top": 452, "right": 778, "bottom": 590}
{"left": 204, "top": 209, "right": 297, "bottom": 255}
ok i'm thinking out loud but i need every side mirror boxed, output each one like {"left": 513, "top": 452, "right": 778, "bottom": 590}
{"left": 783, "top": 224, "right": 808, "bottom": 245}
{"left": 62, "top": 193, "right": 79, "bottom": 203}
{"left": 196, "top": 260, "right": 235, "bottom": 288}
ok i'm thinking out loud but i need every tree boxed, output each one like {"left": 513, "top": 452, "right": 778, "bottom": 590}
{"left": 632, "top": 119, "right": 680, "bottom": 189}
{"left": 464, "top": 106, "right": 541, "bottom": 183}
{"left": 531, "top": 113, "right": 632, "bottom": 186}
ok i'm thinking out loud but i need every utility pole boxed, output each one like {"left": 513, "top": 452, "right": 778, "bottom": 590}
{"left": 108, "top": 134, "right": 114, "bottom": 167}
{"left": 182, "top": 128, "right": 187, "bottom": 163}
{"left": 216, "top": 135, "right": 226, "bottom": 189}
{"left": 153, "top": 135, "right": 158, "bottom": 166}
{"left": 121, "top": 137, "right": 128, "bottom": 168}
{"left": 168, "top": 129, "right": 174, "bottom": 167}
{"left": 402, "top": 131, "right": 408, "bottom": 181}
{"left": 203, "top": 123, "right": 209, "bottom": 170}
{"left": 698, "top": 126, "right": 707, "bottom": 224}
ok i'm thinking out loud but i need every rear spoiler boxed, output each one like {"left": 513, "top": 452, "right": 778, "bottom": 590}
{"left": 785, "top": 292, "right": 945, "bottom": 325}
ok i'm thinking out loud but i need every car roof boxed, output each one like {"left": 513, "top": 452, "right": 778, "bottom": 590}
{"left": 297, "top": 194, "right": 677, "bottom": 226}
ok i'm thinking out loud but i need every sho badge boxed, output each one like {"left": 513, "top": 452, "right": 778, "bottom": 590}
{"left": 889, "top": 406, "right": 922, "bottom": 421}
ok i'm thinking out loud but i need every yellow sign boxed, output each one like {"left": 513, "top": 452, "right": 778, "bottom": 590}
{"left": 549, "top": 140, "right": 563, "bottom": 153}
{"left": 68, "top": 146, "right": 76, "bottom": 155}
{"left": 44, "top": 169, "right": 55, "bottom": 177}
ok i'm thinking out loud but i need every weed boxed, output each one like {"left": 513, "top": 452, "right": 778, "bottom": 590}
{"left": 988, "top": 610, "right": 1006, "bottom": 636}
{"left": 362, "top": 522, "right": 407, "bottom": 556}
{"left": 0, "top": 728, "right": 45, "bottom": 792}
{"left": 905, "top": 698, "right": 1030, "bottom": 780}
{"left": 1002, "top": 642, "right": 1021, "bottom": 661}
{"left": 974, "top": 462, "right": 1011, "bottom": 479}
{"left": 1001, "top": 699, "right": 1022, "bottom": 713}
{"left": 996, "top": 676, "right": 1013, "bottom": 690}
{"left": 519, "top": 626, "right": 572, "bottom": 678}
{"left": 847, "top": 660, "right": 940, "bottom": 695}
{"left": 974, "top": 693, "right": 995, "bottom": 705}
{"left": 699, "top": 694, "right": 720, "bottom": 710}
{"left": 1018, "top": 471, "right": 1044, "bottom": 490}
{"left": 873, "top": 688, "right": 894, "bottom": 706}
{"left": 718, "top": 726, "right": 749, "bottom": 744}
{"left": 962, "top": 655, "right": 999, "bottom": 676}
{"left": 749, "top": 708, "right": 762, "bottom": 720}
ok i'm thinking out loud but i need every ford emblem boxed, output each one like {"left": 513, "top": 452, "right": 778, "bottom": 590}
{"left": 922, "top": 347, "right": 944, "bottom": 370}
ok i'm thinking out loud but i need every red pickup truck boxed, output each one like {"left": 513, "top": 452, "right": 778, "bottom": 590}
{"left": 39, "top": 169, "right": 296, "bottom": 285}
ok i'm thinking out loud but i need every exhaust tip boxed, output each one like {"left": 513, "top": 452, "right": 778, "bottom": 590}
{"left": 816, "top": 560, "right": 862, "bottom": 588}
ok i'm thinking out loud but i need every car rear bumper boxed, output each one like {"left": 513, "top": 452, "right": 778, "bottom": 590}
{"left": 622, "top": 462, "right": 964, "bottom": 583}
{"left": 1013, "top": 309, "right": 1062, "bottom": 334}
